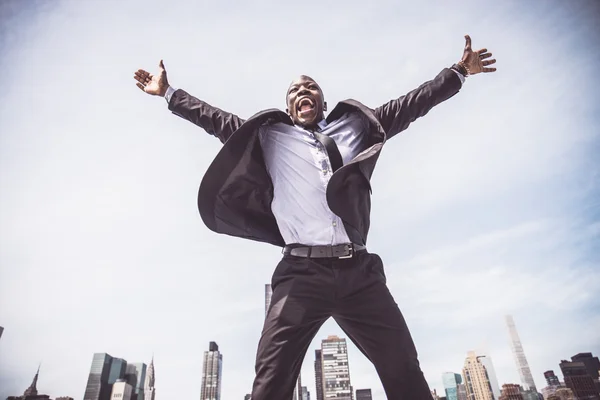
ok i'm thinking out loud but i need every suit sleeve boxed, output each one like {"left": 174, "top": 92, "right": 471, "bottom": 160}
{"left": 167, "top": 89, "right": 246, "bottom": 144}
{"left": 374, "top": 68, "right": 462, "bottom": 140}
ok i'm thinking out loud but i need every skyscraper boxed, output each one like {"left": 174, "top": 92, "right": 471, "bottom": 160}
{"left": 355, "top": 389, "right": 372, "bottom": 400}
{"left": 144, "top": 356, "right": 156, "bottom": 400}
{"left": 314, "top": 349, "right": 324, "bottom": 400}
{"left": 321, "top": 336, "right": 353, "bottom": 400}
{"left": 477, "top": 353, "right": 501, "bottom": 400}
{"left": 505, "top": 315, "right": 537, "bottom": 392}
{"left": 6, "top": 366, "right": 52, "bottom": 400}
{"left": 544, "top": 371, "right": 561, "bottom": 387}
{"left": 84, "top": 353, "right": 114, "bottom": 400}
{"left": 463, "top": 351, "right": 494, "bottom": 400}
{"left": 301, "top": 386, "right": 310, "bottom": 400}
{"left": 443, "top": 372, "right": 463, "bottom": 400}
{"left": 109, "top": 359, "right": 128, "bottom": 385}
{"left": 265, "top": 284, "right": 273, "bottom": 316}
{"left": 200, "top": 342, "right": 223, "bottom": 400}
{"left": 125, "top": 363, "right": 147, "bottom": 400}
{"left": 560, "top": 357, "right": 600, "bottom": 399}
{"left": 110, "top": 379, "right": 133, "bottom": 400}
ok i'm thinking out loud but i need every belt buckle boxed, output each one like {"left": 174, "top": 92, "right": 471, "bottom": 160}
{"left": 338, "top": 244, "right": 353, "bottom": 259}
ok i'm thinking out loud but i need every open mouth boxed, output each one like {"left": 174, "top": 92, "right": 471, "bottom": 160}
{"left": 297, "top": 97, "right": 315, "bottom": 116}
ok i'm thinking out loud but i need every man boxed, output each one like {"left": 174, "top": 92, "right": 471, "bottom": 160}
{"left": 134, "top": 35, "right": 496, "bottom": 399}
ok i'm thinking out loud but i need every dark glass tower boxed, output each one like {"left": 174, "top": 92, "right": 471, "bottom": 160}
{"left": 83, "top": 353, "right": 114, "bottom": 400}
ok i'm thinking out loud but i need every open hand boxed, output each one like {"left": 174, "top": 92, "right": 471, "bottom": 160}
{"left": 460, "top": 35, "right": 496, "bottom": 75}
{"left": 134, "top": 60, "right": 169, "bottom": 96}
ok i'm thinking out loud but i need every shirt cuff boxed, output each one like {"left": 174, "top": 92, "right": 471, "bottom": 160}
{"left": 164, "top": 86, "right": 176, "bottom": 103}
{"left": 450, "top": 68, "right": 466, "bottom": 84}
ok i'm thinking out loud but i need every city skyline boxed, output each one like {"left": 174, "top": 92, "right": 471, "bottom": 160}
{"left": 1, "top": 0, "right": 599, "bottom": 399}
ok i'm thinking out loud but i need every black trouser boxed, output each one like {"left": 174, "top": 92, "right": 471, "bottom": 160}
{"left": 250, "top": 251, "right": 431, "bottom": 399}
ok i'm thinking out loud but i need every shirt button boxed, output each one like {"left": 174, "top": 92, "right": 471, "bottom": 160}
{"left": 332, "top": 222, "right": 337, "bottom": 227}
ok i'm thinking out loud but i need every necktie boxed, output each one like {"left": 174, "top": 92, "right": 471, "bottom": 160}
{"left": 312, "top": 129, "right": 343, "bottom": 173}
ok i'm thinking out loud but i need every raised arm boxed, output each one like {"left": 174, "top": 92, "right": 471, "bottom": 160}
{"left": 375, "top": 35, "right": 496, "bottom": 140}
{"left": 134, "top": 60, "right": 245, "bottom": 144}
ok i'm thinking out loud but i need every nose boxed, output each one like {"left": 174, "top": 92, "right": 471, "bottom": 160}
{"left": 297, "top": 85, "right": 311, "bottom": 97}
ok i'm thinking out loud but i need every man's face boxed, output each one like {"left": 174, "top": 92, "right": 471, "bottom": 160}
{"left": 286, "top": 75, "right": 327, "bottom": 129}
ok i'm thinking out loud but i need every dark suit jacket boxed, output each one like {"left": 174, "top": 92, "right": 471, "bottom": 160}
{"left": 168, "top": 67, "right": 462, "bottom": 247}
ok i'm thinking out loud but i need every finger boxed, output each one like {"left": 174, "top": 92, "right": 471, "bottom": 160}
{"left": 159, "top": 59, "right": 165, "bottom": 71}
{"left": 479, "top": 52, "right": 492, "bottom": 59}
{"left": 135, "top": 70, "right": 150, "bottom": 80}
{"left": 483, "top": 67, "right": 497, "bottom": 73}
{"left": 464, "top": 34, "right": 472, "bottom": 50}
{"left": 136, "top": 82, "right": 146, "bottom": 91}
{"left": 477, "top": 48, "right": 488, "bottom": 55}
{"left": 482, "top": 59, "right": 496, "bottom": 66}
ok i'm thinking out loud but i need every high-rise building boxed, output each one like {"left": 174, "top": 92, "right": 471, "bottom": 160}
{"left": 432, "top": 389, "right": 442, "bottom": 399}
{"left": 571, "top": 353, "right": 600, "bottom": 394}
{"left": 315, "top": 349, "right": 324, "bottom": 400}
{"left": 301, "top": 386, "right": 310, "bottom": 400}
{"left": 443, "top": 372, "right": 464, "bottom": 400}
{"left": 545, "top": 371, "right": 561, "bottom": 387}
{"left": 498, "top": 384, "right": 523, "bottom": 400}
{"left": 144, "top": 356, "right": 156, "bottom": 400}
{"left": 56, "top": 397, "right": 74, "bottom": 400}
{"left": 111, "top": 379, "right": 133, "bottom": 400}
{"left": 355, "top": 389, "right": 372, "bottom": 400}
{"left": 463, "top": 351, "right": 494, "bottom": 400}
{"left": 244, "top": 395, "right": 251, "bottom": 400}
{"left": 200, "top": 341, "right": 223, "bottom": 400}
{"left": 6, "top": 366, "right": 52, "bottom": 400}
{"left": 321, "top": 336, "right": 353, "bottom": 400}
{"left": 458, "top": 383, "right": 468, "bottom": 400}
{"left": 477, "top": 353, "right": 501, "bottom": 400}
{"left": 560, "top": 357, "right": 600, "bottom": 400}
{"left": 84, "top": 353, "right": 114, "bottom": 400}
{"left": 109, "top": 358, "right": 128, "bottom": 385}
{"left": 125, "top": 363, "right": 146, "bottom": 400}
{"left": 505, "top": 315, "right": 537, "bottom": 392}
{"left": 265, "top": 284, "right": 273, "bottom": 316}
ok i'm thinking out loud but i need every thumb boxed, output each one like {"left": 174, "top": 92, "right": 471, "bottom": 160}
{"left": 159, "top": 59, "right": 165, "bottom": 71}
{"left": 464, "top": 35, "right": 472, "bottom": 50}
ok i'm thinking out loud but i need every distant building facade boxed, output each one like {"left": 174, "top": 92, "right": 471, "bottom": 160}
{"left": 498, "top": 384, "right": 524, "bottom": 400}
{"left": 314, "top": 349, "right": 324, "bottom": 400}
{"left": 442, "top": 372, "right": 463, "bottom": 400}
{"left": 83, "top": 353, "right": 149, "bottom": 400}
{"left": 7, "top": 366, "right": 52, "bottom": 400}
{"left": 355, "top": 389, "right": 372, "bottom": 400}
{"left": 321, "top": 336, "right": 352, "bottom": 400}
{"left": 560, "top": 354, "right": 600, "bottom": 400}
{"left": 200, "top": 342, "right": 223, "bottom": 400}
{"left": 144, "top": 357, "right": 155, "bottom": 400}
{"left": 505, "top": 316, "right": 537, "bottom": 392}
{"left": 546, "top": 387, "right": 576, "bottom": 400}
{"left": 110, "top": 380, "right": 133, "bottom": 400}
{"left": 463, "top": 351, "right": 494, "bottom": 400}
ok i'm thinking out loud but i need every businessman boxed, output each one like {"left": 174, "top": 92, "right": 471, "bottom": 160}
{"left": 134, "top": 35, "right": 496, "bottom": 399}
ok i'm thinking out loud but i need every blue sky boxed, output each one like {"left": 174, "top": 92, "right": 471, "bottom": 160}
{"left": 0, "top": 0, "right": 599, "bottom": 399}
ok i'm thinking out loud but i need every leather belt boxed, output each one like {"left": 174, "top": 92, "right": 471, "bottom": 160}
{"left": 283, "top": 243, "right": 366, "bottom": 259}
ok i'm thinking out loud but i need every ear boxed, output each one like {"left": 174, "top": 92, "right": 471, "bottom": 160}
{"left": 286, "top": 108, "right": 290, "bottom": 116}
{"left": 324, "top": 101, "right": 328, "bottom": 112}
